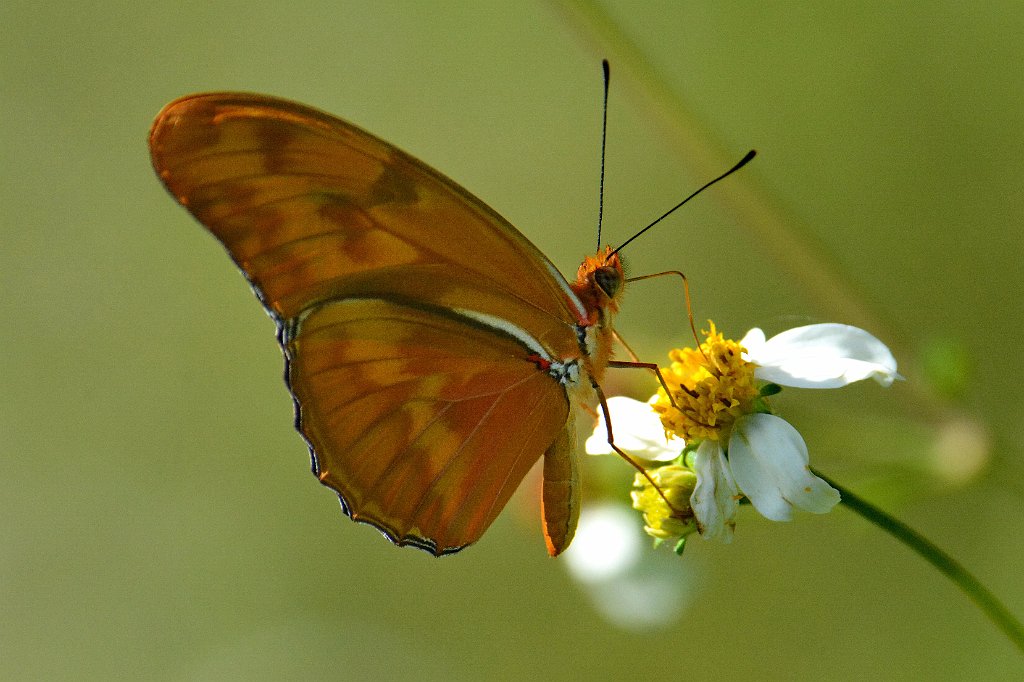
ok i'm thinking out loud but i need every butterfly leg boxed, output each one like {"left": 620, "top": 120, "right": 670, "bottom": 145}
{"left": 625, "top": 269, "right": 705, "bottom": 353}
{"left": 606, "top": 360, "right": 679, "bottom": 410}
{"left": 591, "top": 380, "right": 687, "bottom": 517}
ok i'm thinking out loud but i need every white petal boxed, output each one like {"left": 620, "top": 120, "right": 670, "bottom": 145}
{"left": 728, "top": 414, "right": 841, "bottom": 521}
{"left": 690, "top": 440, "right": 738, "bottom": 542}
{"left": 584, "top": 396, "right": 682, "bottom": 461}
{"left": 739, "top": 327, "right": 766, "bottom": 354}
{"left": 743, "top": 323, "right": 900, "bottom": 388}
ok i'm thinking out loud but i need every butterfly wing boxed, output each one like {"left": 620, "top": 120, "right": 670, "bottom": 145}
{"left": 150, "top": 93, "right": 588, "bottom": 554}
{"left": 288, "top": 296, "right": 571, "bottom": 554}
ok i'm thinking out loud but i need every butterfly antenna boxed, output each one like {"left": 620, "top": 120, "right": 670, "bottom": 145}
{"left": 596, "top": 59, "right": 611, "bottom": 252}
{"left": 611, "top": 149, "right": 757, "bottom": 257}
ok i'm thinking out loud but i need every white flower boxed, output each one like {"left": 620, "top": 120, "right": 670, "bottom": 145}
{"left": 590, "top": 323, "right": 899, "bottom": 542}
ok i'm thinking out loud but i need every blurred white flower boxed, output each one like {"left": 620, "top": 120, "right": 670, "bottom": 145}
{"left": 562, "top": 504, "right": 696, "bottom": 630}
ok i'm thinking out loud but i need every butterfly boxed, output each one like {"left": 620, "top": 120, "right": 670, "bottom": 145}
{"left": 149, "top": 93, "right": 627, "bottom": 556}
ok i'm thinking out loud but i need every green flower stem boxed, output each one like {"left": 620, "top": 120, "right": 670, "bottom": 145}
{"left": 815, "top": 469, "right": 1024, "bottom": 653}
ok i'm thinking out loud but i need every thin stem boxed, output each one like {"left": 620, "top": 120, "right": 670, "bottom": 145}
{"left": 814, "top": 469, "right": 1024, "bottom": 653}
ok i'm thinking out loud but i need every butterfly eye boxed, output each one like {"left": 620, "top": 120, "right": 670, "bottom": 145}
{"left": 594, "top": 266, "right": 622, "bottom": 299}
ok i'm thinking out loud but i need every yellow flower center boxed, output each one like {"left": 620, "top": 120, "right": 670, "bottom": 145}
{"left": 630, "top": 465, "right": 697, "bottom": 541}
{"left": 652, "top": 322, "right": 758, "bottom": 443}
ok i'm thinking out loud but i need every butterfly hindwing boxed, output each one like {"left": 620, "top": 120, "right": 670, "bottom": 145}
{"left": 286, "top": 297, "right": 570, "bottom": 554}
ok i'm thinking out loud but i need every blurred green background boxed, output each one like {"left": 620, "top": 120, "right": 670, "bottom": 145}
{"left": 3, "top": 1, "right": 1022, "bottom": 679}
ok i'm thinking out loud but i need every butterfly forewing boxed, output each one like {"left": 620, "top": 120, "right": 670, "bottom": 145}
{"left": 149, "top": 94, "right": 585, "bottom": 325}
{"left": 150, "top": 93, "right": 597, "bottom": 554}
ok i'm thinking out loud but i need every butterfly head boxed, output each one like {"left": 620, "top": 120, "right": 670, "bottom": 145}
{"left": 573, "top": 246, "right": 624, "bottom": 322}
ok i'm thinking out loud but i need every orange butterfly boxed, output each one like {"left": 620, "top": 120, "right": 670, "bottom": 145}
{"left": 149, "top": 93, "right": 625, "bottom": 556}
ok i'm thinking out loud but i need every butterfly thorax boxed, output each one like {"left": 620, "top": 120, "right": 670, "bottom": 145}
{"left": 570, "top": 246, "right": 624, "bottom": 383}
